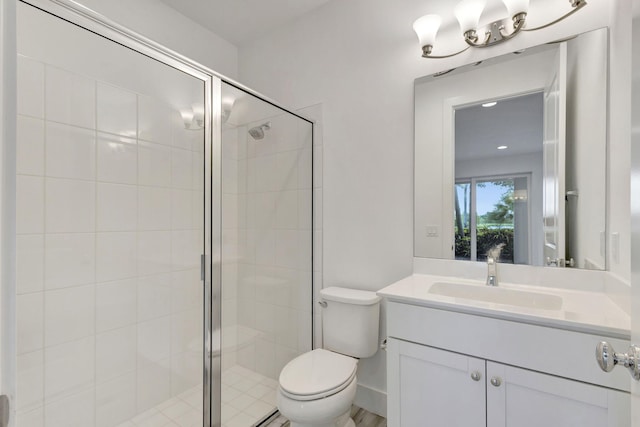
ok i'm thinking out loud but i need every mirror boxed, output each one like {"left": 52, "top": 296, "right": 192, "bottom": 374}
{"left": 414, "top": 27, "right": 608, "bottom": 270}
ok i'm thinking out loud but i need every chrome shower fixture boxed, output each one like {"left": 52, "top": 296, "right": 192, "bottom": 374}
{"left": 248, "top": 122, "right": 271, "bottom": 140}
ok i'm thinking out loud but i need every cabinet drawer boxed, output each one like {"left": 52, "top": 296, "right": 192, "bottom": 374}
{"left": 387, "top": 301, "right": 630, "bottom": 392}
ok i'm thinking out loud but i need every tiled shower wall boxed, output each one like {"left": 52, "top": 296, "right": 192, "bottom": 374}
{"left": 16, "top": 55, "right": 204, "bottom": 427}
{"left": 221, "top": 110, "right": 315, "bottom": 381}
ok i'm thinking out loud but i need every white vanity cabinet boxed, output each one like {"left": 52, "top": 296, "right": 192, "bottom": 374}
{"left": 384, "top": 301, "right": 631, "bottom": 427}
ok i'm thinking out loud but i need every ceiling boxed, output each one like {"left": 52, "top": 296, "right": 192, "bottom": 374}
{"left": 455, "top": 92, "right": 544, "bottom": 163}
{"left": 160, "top": 0, "right": 333, "bottom": 45}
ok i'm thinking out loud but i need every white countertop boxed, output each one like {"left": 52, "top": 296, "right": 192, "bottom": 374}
{"left": 377, "top": 274, "right": 631, "bottom": 340}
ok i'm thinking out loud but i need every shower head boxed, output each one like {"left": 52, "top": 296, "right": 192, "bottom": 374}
{"left": 248, "top": 122, "right": 271, "bottom": 140}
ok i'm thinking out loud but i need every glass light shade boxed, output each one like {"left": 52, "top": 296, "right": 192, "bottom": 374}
{"left": 502, "top": 0, "right": 529, "bottom": 17}
{"left": 413, "top": 14, "right": 442, "bottom": 48}
{"left": 454, "top": 0, "right": 486, "bottom": 33}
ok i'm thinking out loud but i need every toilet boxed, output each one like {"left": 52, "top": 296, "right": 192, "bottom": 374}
{"left": 277, "top": 287, "right": 381, "bottom": 427}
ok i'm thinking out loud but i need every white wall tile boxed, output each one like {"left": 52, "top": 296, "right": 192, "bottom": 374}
{"left": 16, "top": 407, "right": 44, "bottom": 427}
{"left": 297, "top": 147, "right": 312, "bottom": 189}
{"left": 138, "top": 141, "right": 171, "bottom": 187}
{"left": 314, "top": 188, "right": 323, "bottom": 230}
{"left": 96, "top": 326, "right": 136, "bottom": 384}
{"left": 171, "top": 230, "right": 200, "bottom": 271}
{"left": 171, "top": 351, "right": 202, "bottom": 396}
{"left": 255, "top": 230, "right": 275, "bottom": 266}
{"left": 137, "top": 317, "right": 171, "bottom": 364}
{"left": 44, "top": 233, "right": 95, "bottom": 290}
{"left": 275, "top": 345, "right": 298, "bottom": 379}
{"left": 171, "top": 309, "right": 201, "bottom": 355}
{"left": 275, "top": 308, "right": 298, "bottom": 349}
{"left": 17, "top": 293, "right": 43, "bottom": 354}
{"left": 298, "top": 189, "right": 312, "bottom": 230}
{"left": 222, "top": 193, "right": 238, "bottom": 231}
{"left": 45, "top": 122, "right": 96, "bottom": 180}
{"left": 297, "top": 309, "right": 313, "bottom": 353}
{"left": 95, "top": 279, "right": 137, "bottom": 333}
{"left": 97, "top": 83, "right": 137, "bottom": 137}
{"left": 44, "top": 285, "right": 95, "bottom": 347}
{"left": 192, "top": 151, "right": 204, "bottom": 190}
{"left": 138, "top": 231, "right": 172, "bottom": 276}
{"left": 273, "top": 113, "right": 299, "bottom": 153}
{"left": 17, "top": 115, "right": 45, "bottom": 175}
{"left": 44, "top": 388, "right": 95, "bottom": 427}
{"left": 17, "top": 350, "right": 44, "bottom": 412}
{"left": 46, "top": 66, "right": 95, "bottom": 129}
{"left": 248, "top": 193, "right": 276, "bottom": 230}
{"left": 96, "top": 374, "right": 136, "bottom": 427}
{"left": 17, "top": 175, "right": 44, "bottom": 234}
{"left": 253, "top": 155, "right": 278, "bottom": 192}
{"left": 171, "top": 269, "right": 201, "bottom": 313}
{"left": 298, "top": 230, "right": 312, "bottom": 272}
{"left": 17, "top": 56, "right": 44, "bottom": 119}
{"left": 276, "top": 151, "right": 299, "bottom": 190}
{"left": 97, "top": 183, "right": 137, "bottom": 232}
{"left": 138, "top": 95, "right": 173, "bottom": 146}
{"left": 136, "top": 358, "right": 171, "bottom": 412}
{"left": 254, "top": 302, "right": 276, "bottom": 342}
{"left": 275, "top": 230, "right": 299, "bottom": 270}
{"left": 137, "top": 273, "right": 172, "bottom": 322}
{"left": 45, "top": 336, "right": 95, "bottom": 401}
{"left": 254, "top": 338, "right": 276, "bottom": 380}
{"left": 45, "top": 178, "right": 95, "bottom": 233}
{"left": 276, "top": 191, "right": 298, "bottom": 229}
{"left": 313, "top": 145, "right": 323, "bottom": 188}
{"left": 96, "top": 232, "right": 137, "bottom": 282}
{"left": 97, "top": 133, "right": 137, "bottom": 185}
{"left": 138, "top": 186, "right": 171, "bottom": 231}
{"left": 171, "top": 148, "right": 192, "bottom": 189}
{"left": 171, "top": 189, "right": 192, "bottom": 230}
{"left": 17, "top": 234, "right": 44, "bottom": 294}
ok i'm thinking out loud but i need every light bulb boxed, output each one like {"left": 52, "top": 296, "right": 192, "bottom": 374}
{"left": 502, "top": 0, "right": 529, "bottom": 17}
{"left": 454, "top": 0, "right": 486, "bottom": 33}
{"left": 413, "top": 14, "right": 442, "bottom": 50}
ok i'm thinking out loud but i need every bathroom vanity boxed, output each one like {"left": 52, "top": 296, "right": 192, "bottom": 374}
{"left": 378, "top": 275, "right": 631, "bottom": 426}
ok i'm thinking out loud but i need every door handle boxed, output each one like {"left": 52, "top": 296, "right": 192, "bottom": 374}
{"left": 595, "top": 341, "right": 640, "bottom": 380}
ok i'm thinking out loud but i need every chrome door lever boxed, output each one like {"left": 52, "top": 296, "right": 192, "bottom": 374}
{"left": 595, "top": 341, "right": 640, "bottom": 380}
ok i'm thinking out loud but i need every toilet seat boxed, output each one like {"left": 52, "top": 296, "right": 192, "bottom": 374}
{"left": 279, "top": 349, "right": 357, "bottom": 401}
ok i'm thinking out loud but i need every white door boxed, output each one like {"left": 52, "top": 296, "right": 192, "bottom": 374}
{"left": 542, "top": 43, "right": 567, "bottom": 267}
{"left": 386, "top": 338, "right": 485, "bottom": 427}
{"left": 486, "top": 362, "right": 629, "bottom": 427}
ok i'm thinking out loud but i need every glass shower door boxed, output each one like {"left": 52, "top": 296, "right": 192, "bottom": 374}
{"left": 16, "top": 3, "right": 209, "bottom": 426}
{"left": 218, "top": 83, "right": 314, "bottom": 426}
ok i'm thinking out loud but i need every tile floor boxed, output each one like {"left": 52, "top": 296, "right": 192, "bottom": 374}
{"left": 114, "top": 365, "right": 277, "bottom": 427}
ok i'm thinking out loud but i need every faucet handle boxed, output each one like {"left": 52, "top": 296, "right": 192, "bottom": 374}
{"left": 487, "top": 243, "right": 506, "bottom": 260}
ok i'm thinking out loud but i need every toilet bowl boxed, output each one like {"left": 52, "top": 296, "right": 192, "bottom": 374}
{"left": 277, "top": 349, "right": 358, "bottom": 427}
{"left": 276, "top": 287, "right": 381, "bottom": 427}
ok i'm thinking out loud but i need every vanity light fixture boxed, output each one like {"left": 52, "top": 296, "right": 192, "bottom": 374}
{"left": 413, "top": 0, "right": 587, "bottom": 59}
{"left": 497, "top": 145, "right": 508, "bottom": 150}
{"left": 482, "top": 101, "right": 498, "bottom": 107}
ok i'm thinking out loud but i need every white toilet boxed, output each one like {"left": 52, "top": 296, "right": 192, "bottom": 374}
{"left": 277, "top": 287, "right": 381, "bottom": 427}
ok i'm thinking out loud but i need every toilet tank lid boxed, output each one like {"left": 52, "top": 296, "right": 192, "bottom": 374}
{"left": 320, "top": 287, "right": 381, "bottom": 305}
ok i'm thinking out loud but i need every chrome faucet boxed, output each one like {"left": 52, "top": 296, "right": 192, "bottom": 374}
{"left": 486, "top": 243, "right": 505, "bottom": 286}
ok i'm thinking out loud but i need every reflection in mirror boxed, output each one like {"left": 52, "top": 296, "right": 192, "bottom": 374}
{"left": 414, "top": 27, "right": 608, "bottom": 270}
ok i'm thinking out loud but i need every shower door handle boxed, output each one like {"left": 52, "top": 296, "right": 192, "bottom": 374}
{"left": 0, "top": 394, "right": 9, "bottom": 427}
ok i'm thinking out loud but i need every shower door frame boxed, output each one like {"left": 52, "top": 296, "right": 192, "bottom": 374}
{"left": 10, "top": 1, "right": 316, "bottom": 426}
{"left": 15, "top": 0, "right": 222, "bottom": 424}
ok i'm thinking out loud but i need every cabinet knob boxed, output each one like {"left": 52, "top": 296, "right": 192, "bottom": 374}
{"left": 490, "top": 376, "right": 502, "bottom": 387}
{"left": 470, "top": 371, "right": 482, "bottom": 382}
{"left": 595, "top": 341, "right": 640, "bottom": 380}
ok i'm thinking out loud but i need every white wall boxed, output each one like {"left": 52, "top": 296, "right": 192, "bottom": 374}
{"left": 237, "top": 0, "right": 630, "bottom": 415}
{"left": 71, "top": 0, "right": 238, "bottom": 79}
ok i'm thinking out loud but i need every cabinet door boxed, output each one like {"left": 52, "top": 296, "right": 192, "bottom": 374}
{"left": 387, "top": 338, "right": 486, "bottom": 427}
{"left": 486, "top": 362, "right": 630, "bottom": 427}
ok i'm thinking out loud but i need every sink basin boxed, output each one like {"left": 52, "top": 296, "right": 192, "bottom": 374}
{"left": 429, "top": 282, "right": 563, "bottom": 310}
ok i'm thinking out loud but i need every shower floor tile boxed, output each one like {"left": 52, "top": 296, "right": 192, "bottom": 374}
{"left": 116, "top": 365, "right": 276, "bottom": 427}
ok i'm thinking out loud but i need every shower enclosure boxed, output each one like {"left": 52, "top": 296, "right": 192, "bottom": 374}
{"left": 13, "top": 1, "right": 313, "bottom": 426}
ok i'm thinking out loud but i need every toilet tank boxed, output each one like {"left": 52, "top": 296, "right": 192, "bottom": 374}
{"left": 320, "top": 287, "right": 381, "bottom": 358}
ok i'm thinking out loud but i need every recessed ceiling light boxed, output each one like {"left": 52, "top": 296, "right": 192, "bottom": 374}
{"left": 497, "top": 145, "right": 508, "bottom": 150}
{"left": 482, "top": 101, "right": 497, "bottom": 108}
